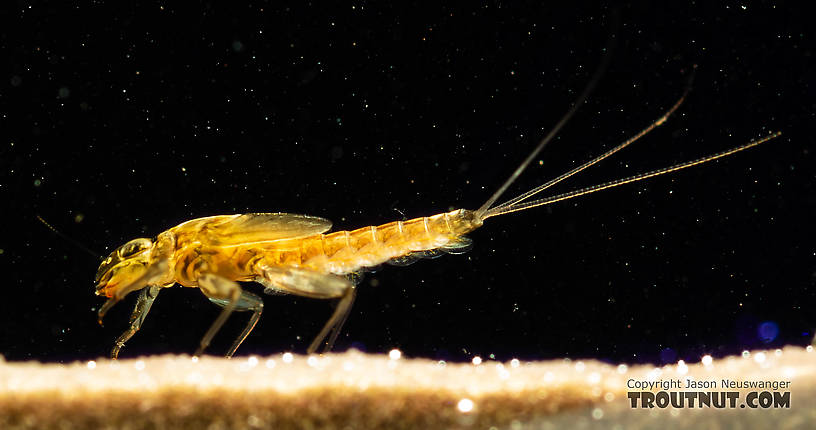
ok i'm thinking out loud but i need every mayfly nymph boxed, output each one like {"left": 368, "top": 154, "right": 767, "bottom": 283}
{"left": 94, "top": 64, "right": 780, "bottom": 358}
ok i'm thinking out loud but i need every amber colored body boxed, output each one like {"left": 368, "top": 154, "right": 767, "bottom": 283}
{"left": 91, "top": 66, "right": 778, "bottom": 358}
{"left": 166, "top": 209, "right": 482, "bottom": 289}
{"left": 93, "top": 208, "right": 483, "bottom": 357}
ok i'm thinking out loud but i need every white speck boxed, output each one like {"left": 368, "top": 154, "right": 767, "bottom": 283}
{"left": 588, "top": 372, "right": 601, "bottom": 384}
{"left": 134, "top": 360, "right": 145, "bottom": 371}
{"left": 307, "top": 356, "right": 318, "bottom": 367}
{"left": 86, "top": 360, "right": 96, "bottom": 369}
{"left": 472, "top": 356, "right": 482, "bottom": 365}
{"left": 282, "top": 352, "right": 294, "bottom": 363}
{"left": 389, "top": 349, "right": 402, "bottom": 360}
{"left": 510, "top": 358, "right": 520, "bottom": 368}
{"left": 437, "top": 360, "right": 447, "bottom": 368}
{"left": 591, "top": 407, "right": 604, "bottom": 420}
{"left": 754, "top": 352, "right": 766, "bottom": 363}
{"left": 617, "top": 364, "right": 628, "bottom": 374}
{"left": 742, "top": 350, "right": 751, "bottom": 358}
{"left": 677, "top": 360, "right": 689, "bottom": 375}
{"left": 247, "top": 356, "right": 259, "bottom": 367}
{"left": 702, "top": 355, "right": 713, "bottom": 366}
{"left": 807, "top": 345, "right": 813, "bottom": 353}
{"left": 191, "top": 356, "right": 199, "bottom": 363}
{"left": 265, "top": 359, "right": 276, "bottom": 369}
{"left": 774, "top": 349, "right": 783, "bottom": 356}
{"left": 575, "top": 361, "right": 585, "bottom": 372}
{"left": 457, "top": 398, "right": 474, "bottom": 413}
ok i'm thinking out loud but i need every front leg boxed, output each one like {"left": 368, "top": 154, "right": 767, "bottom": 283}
{"left": 96, "top": 260, "right": 168, "bottom": 326}
{"left": 195, "top": 273, "right": 243, "bottom": 357}
{"left": 109, "top": 285, "right": 162, "bottom": 359}
{"left": 97, "top": 231, "right": 176, "bottom": 326}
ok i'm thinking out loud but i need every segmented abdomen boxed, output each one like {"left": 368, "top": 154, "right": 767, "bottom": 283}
{"left": 255, "top": 208, "right": 480, "bottom": 275}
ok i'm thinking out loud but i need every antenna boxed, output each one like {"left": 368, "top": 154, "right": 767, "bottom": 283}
{"left": 37, "top": 215, "right": 103, "bottom": 261}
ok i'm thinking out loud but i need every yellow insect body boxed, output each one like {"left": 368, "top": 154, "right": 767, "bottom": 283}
{"left": 290, "top": 210, "right": 478, "bottom": 274}
{"left": 161, "top": 209, "right": 479, "bottom": 288}
{"left": 93, "top": 64, "right": 780, "bottom": 358}
{"left": 95, "top": 209, "right": 483, "bottom": 358}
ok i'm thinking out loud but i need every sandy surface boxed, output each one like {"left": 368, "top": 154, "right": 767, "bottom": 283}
{"left": 1, "top": 347, "right": 814, "bottom": 429}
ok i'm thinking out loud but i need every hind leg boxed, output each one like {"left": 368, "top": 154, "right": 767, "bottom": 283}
{"left": 255, "top": 265, "right": 355, "bottom": 354}
{"left": 308, "top": 285, "right": 356, "bottom": 354}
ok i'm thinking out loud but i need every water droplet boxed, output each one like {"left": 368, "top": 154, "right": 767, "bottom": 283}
{"left": 457, "top": 398, "right": 474, "bottom": 413}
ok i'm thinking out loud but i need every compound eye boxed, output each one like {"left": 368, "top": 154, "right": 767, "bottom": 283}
{"left": 118, "top": 239, "right": 149, "bottom": 258}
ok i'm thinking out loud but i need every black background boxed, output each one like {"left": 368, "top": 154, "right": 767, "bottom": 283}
{"left": 3, "top": 2, "right": 814, "bottom": 364}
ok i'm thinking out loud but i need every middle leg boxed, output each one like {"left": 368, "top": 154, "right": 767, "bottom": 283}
{"left": 195, "top": 273, "right": 243, "bottom": 357}
{"left": 206, "top": 290, "right": 264, "bottom": 358}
